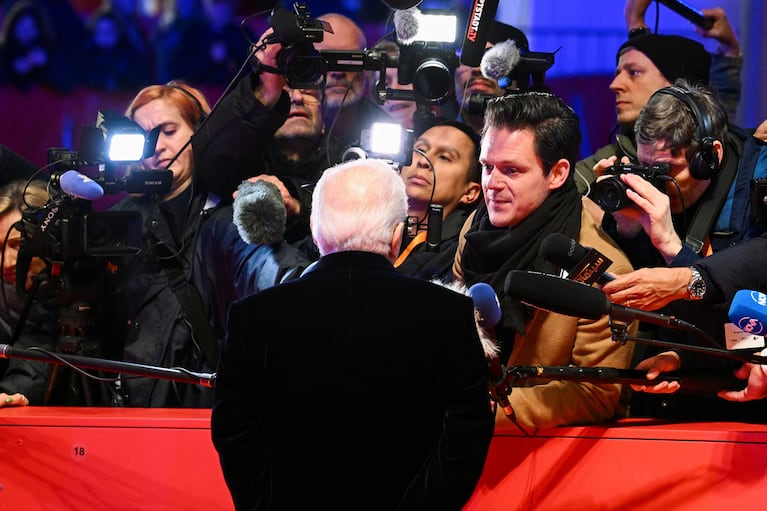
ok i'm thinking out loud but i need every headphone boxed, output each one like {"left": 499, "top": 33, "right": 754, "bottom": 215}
{"left": 652, "top": 85, "right": 719, "bottom": 180}
{"left": 166, "top": 82, "right": 207, "bottom": 131}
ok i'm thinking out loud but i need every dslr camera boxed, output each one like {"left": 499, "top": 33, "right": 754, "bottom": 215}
{"left": 592, "top": 163, "right": 671, "bottom": 212}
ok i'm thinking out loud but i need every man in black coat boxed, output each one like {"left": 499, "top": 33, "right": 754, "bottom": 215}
{"left": 211, "top": 158, "right": 495, "bottom": 511}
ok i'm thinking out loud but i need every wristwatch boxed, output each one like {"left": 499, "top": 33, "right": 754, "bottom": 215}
{"left": 687, "top": 266, "right": 706, "bottom": 301}
{"left": 628, "top": 26, "right": 649, "bottom": 39}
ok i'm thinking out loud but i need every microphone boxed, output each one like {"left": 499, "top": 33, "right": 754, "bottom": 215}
{"left": 506, "top": 365, "right": 742, "bottom": 395}
{"left": 58, "top": 170, "right": 105, "bottom": 201}
{"left": 425, "top": 204, "right": 442, "bottom": 252}
{"left": 233, "top": 180, "right": 287, "bottom": 245}
{"left": 657, "top": 0, "right": 714, "bottom": 29}
{"left": 728, "top": 290, "right": 767, "bottom": 336}
{"left": 459, "top": 0, "right": 500, "bottom": 67}
{"left": 467, "top": 282, "right": 502, "bottom": 329}
{"left": 539, "top": 233, "right": 615, "bottom": 286}
{"left": 504, "top": 270, "right": 699, "bottom": 331}
{"left": 393, "top": 6, "right": 420, "bottom": 44}
{"left": 479, "top": 39, "right": 521, "bottom": 88}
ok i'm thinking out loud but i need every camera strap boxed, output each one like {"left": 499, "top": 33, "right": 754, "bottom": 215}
{"left": 163, "top": 262, "right": 219, "bottom": 370}
{"left": 684, "top": 138, "right": 741, "bottom": 254}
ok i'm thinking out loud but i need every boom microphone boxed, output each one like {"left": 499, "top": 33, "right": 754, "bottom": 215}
{"left": 233, "top": 180, "right": 287, "bottom": 245}
{"left": 504, "top": 270, "right": 699, "bottom": 331}
{"left": 506, "top": 365, "right": 742, "bottom": 395}
{"left": 58, "top": 170, "right": 105, "bottom": 201}
{"left": 393, "top": 6, "right": 420, "bottom": 44}
{"left": 539, "top": 233, "right": 615, "bottom": 285}
{"left": 479, "top": 39, "right": 521, "bottom": 88}
{"left": 459, "top": 0, "right": 500, "bottom": 67}
{"left": 728, "top": 289, "right": 767, "bottom": 336}
{"left": 468, "top": 282, "right": 502, "bottom": 329}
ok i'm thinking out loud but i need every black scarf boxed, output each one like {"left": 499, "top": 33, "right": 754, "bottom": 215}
{"left": 460, "top": 179, "right": 583, "bottom": 338}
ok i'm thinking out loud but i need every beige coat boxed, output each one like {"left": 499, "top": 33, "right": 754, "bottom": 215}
{"left": 454, "top": 197, "right": 637, "bottom": 428}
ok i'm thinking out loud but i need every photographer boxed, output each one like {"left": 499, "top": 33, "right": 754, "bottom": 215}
{"left": 575, "top": 1, "right": 743, "bottom": 195}
{"left": 0, "top": 179, "right": 56, "bottom": 407}
{"left": 594, "top": 81, "right": 767, "bottom": 421}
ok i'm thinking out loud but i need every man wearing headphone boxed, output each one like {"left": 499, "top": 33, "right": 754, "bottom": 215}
{"left": 591, "top": 80, "right": 767, "bottom": 422}
{"left": 594, "top": 79, "right": 765, "bottom": 270}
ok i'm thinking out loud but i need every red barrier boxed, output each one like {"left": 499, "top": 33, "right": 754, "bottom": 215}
{"left": 0, "top": 407, "right": 765, "bottom": 511}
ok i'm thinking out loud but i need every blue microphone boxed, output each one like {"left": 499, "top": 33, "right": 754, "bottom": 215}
{"left": 728, "top": 290, "right": 767, "bottom": 336}
{"left": 468, "top": 282, "right": 502, "bottom": 329}
{"left": 59, "top": 170, "right": 104, "bottom": 200}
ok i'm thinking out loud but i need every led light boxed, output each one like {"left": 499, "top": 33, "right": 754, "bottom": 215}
{"left": 415, "top": 13, "right": 457, "bottom": 44}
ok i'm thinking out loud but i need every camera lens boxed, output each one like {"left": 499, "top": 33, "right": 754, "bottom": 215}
{"left": 412, "top": 58, "right": 452, "bottom": 103}
{"left": 279, "top": 43, "right": 327, "bottom": 89}
{"left": 593, "top": 176, "right": 632, "bottom": 212}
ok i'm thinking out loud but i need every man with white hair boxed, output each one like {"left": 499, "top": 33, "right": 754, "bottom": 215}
{"left": 212, "top": 158, "right": 495, "bottom": 511}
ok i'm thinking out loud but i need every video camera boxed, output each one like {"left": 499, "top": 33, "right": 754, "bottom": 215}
{"left": 266, "top": 3, "right": 460, "bottom": 105}
{"left": 16, "top": 110, "right": 172, "bottom": 284}
{"left": 592, "top": 163, "right": 671, "bottom": 212}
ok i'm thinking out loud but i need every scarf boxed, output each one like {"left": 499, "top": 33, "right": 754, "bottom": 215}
{"left": 460, "top": 180, "right": 583, "bottom": 338}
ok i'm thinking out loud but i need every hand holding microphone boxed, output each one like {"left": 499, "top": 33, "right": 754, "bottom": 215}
{"left": 233, "top": 179, "right": 287, "bottom": 245}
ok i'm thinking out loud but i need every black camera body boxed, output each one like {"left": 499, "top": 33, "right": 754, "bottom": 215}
{"left": 269, "top": 3, "right": 329, "bottom": 89}
{"left": 593, "top": 163, "right": 670, "bottom": 212}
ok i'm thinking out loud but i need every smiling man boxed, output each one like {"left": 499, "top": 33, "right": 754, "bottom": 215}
{"left": 452, "top": 92, "right": 636, "bottom": 429}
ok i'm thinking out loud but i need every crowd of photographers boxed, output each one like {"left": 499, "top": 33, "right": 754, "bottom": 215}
{"left": 0, "top": 0, "right": 766, "bottom": 433}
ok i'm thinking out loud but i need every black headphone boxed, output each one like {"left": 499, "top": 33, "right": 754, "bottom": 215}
{"left": 166, "top": 82, "right": 207, "bottom": 131}
{"left": 652, "top": 85, "right": 719, "bottom": 180}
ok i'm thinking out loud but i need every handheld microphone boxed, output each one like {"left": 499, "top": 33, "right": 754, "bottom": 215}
{"left": 467, "top": 282, "right": 502, "bottom": 329}
{"left": 479, "top": 39, "right": 521, "bottom": 88}
{"left": 233, "top": 180, "right": 287, "bottom": 245}
{"left": 393, "top": 6, "right": 420, "bottom": 44}
{"left": 459, "top": 0, "right": 500, "bottom": 67}
{"left": 728, "top": 290, "right": 767, "bottom": 336}
{"left": 539, "top": 233, "right": 615, "bottom": 285}
{"left": 504, "top": 270, "right": 698, "bottom": 331}
{"left": 425, "top": 204, "right": 442, "bottom": 252}
{"left": 657, "top": 0, "right": 714, "bottom": 29}
{"left": 58, "top": 170, "right": 105, "bottom": 201}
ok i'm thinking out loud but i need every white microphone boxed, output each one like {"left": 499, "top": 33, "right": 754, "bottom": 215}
{"left": 393, "top": 6, "right": 420, "bottom": 44}
{"left": 480, "top": 39, "right": 521, "bottom": 88}
{"left": 58, "top": 170, "right": 105, "bottom": 201}
{"left": 233, "top": 180, "right": 286, "bottom": 245}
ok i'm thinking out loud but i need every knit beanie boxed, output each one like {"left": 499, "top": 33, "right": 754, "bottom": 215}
{"left": 617, "top": 33, "right": 711, "bottom": 85}
{"left": 488, "top": 21, "right": 529, "bottom": 50}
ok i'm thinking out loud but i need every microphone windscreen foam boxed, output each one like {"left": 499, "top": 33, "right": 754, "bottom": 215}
{"left": 393, "top": 7, "right": 420, "bottom": 44}
{"left": 233, "top": 180, "right": 287, "bottom": 245}
{"left": 504, "top": 270, "right": 607, "bottom": 320}
{"left": 480, "top": 39, "right": 521, "bottom": 81}
{"left": 539, "top": 232, "right": 586, "bottom": 271}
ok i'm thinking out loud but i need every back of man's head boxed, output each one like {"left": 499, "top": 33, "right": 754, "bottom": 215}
{"left": 483, "top": 92, "right": 581, "bottom": 176}
{"left": 617, "top": 34, "right": 711, "bottom": 86}
{"left": 311, "top": 159, "right": 407, "bottom": 257}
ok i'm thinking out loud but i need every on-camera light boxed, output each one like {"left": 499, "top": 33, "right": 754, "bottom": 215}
{"left": 414, "top": 13, "right": 457, "bottom": 44}
{"left": 369, "top": 122, "right": 406, "bottom": 155}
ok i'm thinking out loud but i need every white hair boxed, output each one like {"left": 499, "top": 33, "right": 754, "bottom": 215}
{"left": 311, "top": 159, "right": 407, "bottom": 257}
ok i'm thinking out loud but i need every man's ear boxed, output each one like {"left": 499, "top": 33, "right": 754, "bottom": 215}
{"left": 389, "top": 222, "right": 404, "bottom": 262}
{"left": 547, "top": 158, "right": 571, "bottom": 190}
{"left": 713, "top": 139, "right": 724, "bottom": 164}
{"left": 459, "top": 182, "right": 482, "bottom": 205}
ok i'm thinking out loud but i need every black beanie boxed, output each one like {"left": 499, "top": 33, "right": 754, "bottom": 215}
{"left": 617, "top": 33, "right": 711, "bottom": 85}
{"left": 488, "top": 21, "right": 529, "bottom": 50}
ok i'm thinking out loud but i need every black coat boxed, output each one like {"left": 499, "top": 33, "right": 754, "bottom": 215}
{"left": 212, "top": 251, "right": 494, "bottom": 511}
